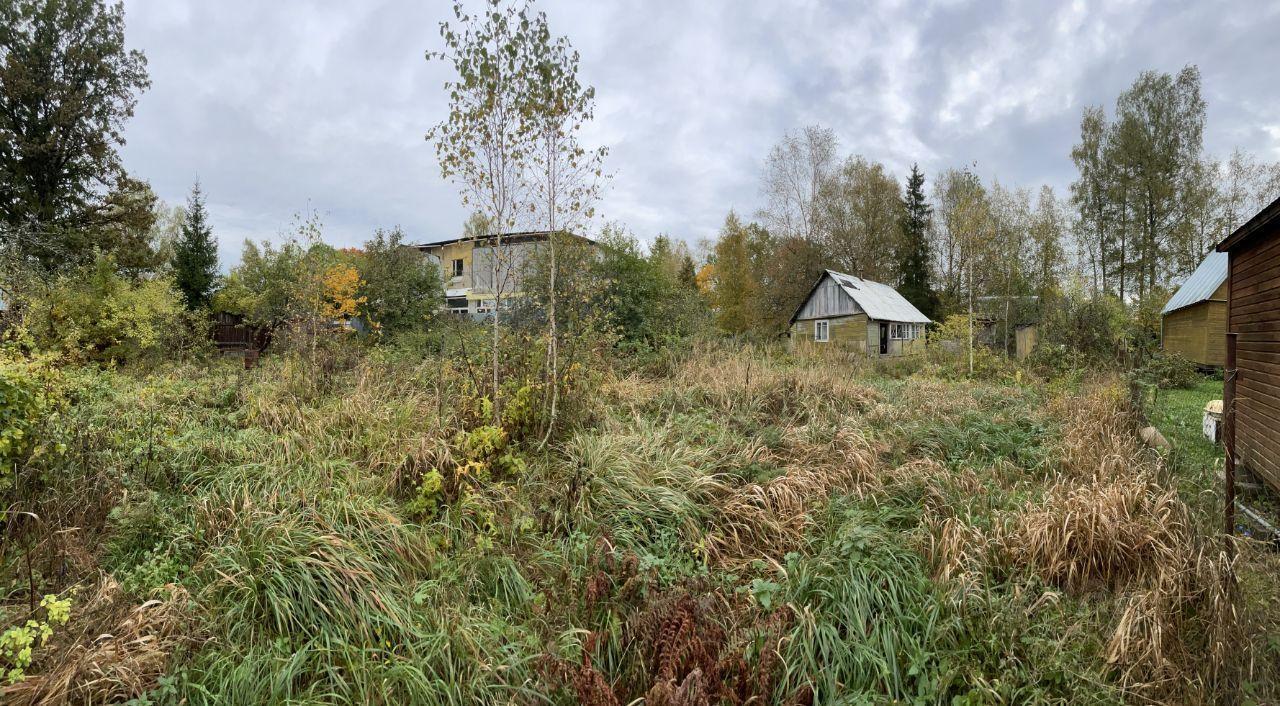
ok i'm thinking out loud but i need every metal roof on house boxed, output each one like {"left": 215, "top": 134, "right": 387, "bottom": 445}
{"left": 811, "top": 270, "right": 931, "bottom": 323}
{"left": 411, "top": 230, "right": 594, "bottom": 249}
{"left": 1161, "top": 251, "right": 1227, "bottom": 315}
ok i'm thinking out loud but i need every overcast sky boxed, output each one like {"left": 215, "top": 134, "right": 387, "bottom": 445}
{"left": 118, "top": 0, "right": 1280, "bottom": 268}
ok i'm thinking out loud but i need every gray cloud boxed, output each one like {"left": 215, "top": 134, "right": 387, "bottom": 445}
{"left": 117, "top": 0, "right": 1280, "bottom": 267}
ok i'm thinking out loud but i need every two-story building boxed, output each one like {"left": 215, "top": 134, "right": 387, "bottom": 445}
{"left": 414, "top": 230, "right": 591, "bottom": 318}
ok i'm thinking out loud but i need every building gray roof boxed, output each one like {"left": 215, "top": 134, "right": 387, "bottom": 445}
{"left": 1162, "top": 251, "right": 1227, "bottom": 315}
{"left": 822, "top": 270, "right": 931, "bottom": 323}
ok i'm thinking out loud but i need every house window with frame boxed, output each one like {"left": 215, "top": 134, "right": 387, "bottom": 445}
{"left": 814, "top": 319, "right": 829, "bottom": 342}
{"left": 450, "top": 259, "right": 464, "bottom": 278}
{"left": 891, "top": 323, "right": 921, "bottom": 341}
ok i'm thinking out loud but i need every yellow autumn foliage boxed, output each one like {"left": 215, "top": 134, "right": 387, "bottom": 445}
{"left": 320, "top": 264, "right": 366, "bottom": 321}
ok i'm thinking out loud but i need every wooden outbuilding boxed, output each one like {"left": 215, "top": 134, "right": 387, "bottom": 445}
{"left": 1217, "top": 195, "right": 1280, "bottom": 492}
{"left": 788, "top": 270, "right": 930, "bottom": 356}
{"left": 1161, "top": 251, "right": 1228, "bottom": 367}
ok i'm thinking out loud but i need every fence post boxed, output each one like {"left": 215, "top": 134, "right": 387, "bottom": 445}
{"left": 1224, "top": 332, "right": 1237, "bottom": 541}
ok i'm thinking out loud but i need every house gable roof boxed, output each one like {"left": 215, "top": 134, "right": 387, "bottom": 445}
{"left": 1217, "top": 194, "right": 1280, "bottom": 252}
{"left": 790, "top": 270, "right": 931, "bottom": 324}
{"left": 1161, "top": 251, "right": 1227, "bottom": 315}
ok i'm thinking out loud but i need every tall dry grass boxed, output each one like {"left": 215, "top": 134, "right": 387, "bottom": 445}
{"left": 4, "top": 577, "right": 196, "bottom": 706}
{"left": 707, "top": 425, "right": 880, "bottom": 565}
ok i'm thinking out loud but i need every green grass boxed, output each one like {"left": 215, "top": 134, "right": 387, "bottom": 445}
{"left": 1147, "top": 377, "right": 1225, "bottom": 526}
{"left": 5, "top": 345, "right": 1274, "bottom": 705}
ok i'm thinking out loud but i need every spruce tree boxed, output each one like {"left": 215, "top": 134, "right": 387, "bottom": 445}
{"left": 896, "top": 164, "right": 937, "bottom": 319}
{"left": 172, "top": 181, "right": 218, "bottom": 310}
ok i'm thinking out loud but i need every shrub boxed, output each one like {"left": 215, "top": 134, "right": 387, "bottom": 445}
{"left": 1, "top": 594, "right": 73, "bottom": 684}
{"left": 928, "top": 314, "right": 1013, "bottom": 379}
{"left": 21, "top": 257, "right": 192, "bottom": 365}
{"left": 1135, "top": 351, "right": 1201, "bottom": 390}
{"left": 0, "top": 355, "right": 65, "bottom": 497}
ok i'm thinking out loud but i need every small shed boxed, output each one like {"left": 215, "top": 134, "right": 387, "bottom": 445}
{"left": 788, "top": 270, "right": 931, "bottom": 356}
{"left": 1015, "top": 324, "right": 1038, "bottom": 361}
{"left": 1161, "top": 251, "right": 1228, "bottom": 367}
{"left": 1217, "top": 195, "right": 1280, "bottom": 493}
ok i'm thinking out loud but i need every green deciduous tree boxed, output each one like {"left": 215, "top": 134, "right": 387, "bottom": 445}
{"left": 817, "top": 156, "right": 903, "bottom": 283}
{"left": 356, "top": 227, "right": 441, "bottom": 336}
{"left": 709, "top": 212, "right": 758, "bottom": 335}
{"left": 172, "top": 182, "right": 218, "bottom": 310}
{"left": 0, "top": 0, "right": 151, "bottom": 270}
{"left": 1069, "top": 65, "right": 1207, "bottom": 306}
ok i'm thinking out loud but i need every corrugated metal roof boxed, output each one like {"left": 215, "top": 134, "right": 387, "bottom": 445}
{"left": 825, "top": 270, "right": 931, "bottom": 323}
{"left": 1161, "top": 251, "right": 1227, "bottom": 315}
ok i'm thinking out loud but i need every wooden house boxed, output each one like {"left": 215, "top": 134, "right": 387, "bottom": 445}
{"left": 788, "top": 270, "right": 930, "bottom": 356}
{"left": 1160, "top": 251, "right": 1228, "bottom": 367}
{"left": 1217, "top": 195, "right": 1280, "bottom": 492}
{"left": 414, "top": 230, "right": 594, "bottom": 318}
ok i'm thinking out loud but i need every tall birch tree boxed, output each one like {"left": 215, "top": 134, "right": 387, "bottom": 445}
{"left": 429, "top": 0, "right": 533, "bottom": 420}
{"left": 519, "top": 7, "right": 606, "bottom": 445}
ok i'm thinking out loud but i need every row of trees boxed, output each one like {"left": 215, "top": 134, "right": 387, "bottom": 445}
{"left": 0, "top": 0, "right": 221, "bottom": 323}
{"left": 698, "top": 64, "right": 1280, "bottom": 356}
{"left": 1070, "top": 66, "right": 1280, "bottom": 304}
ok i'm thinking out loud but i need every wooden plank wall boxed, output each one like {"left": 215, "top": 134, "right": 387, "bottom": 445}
{"left": 1229, "top": 228, "right": 1280, "bottom": 491}
{"left": 790, "top": 314, "right": 868, "bottom": 350}
{"left": 1015, "top": 325, "right": 1038, "bottom": 361}
{"left": 796, "top": 277, "right": 860, "bottom": 319}
{"left": 1163, "top": 304, "right": 1210, "bottom": 364}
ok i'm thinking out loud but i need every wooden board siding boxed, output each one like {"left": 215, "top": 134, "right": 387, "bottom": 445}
{"left": 1228, "top": 229, "right": 1280, "bottom": 491}
{"left": 1163, "top": 304, "right": 1211, "bottom": 364}
{"left": 1162, "top": 280, "right": 1228, "bottom": 367}
{"left": 795, "top": 277, "right": 861, "bottom": 319}
{"left": 1015, "top": 325, "right": 1038, "bottom": 361}
{"left": 790, "top": 313, "right": 869, "bottom": 351}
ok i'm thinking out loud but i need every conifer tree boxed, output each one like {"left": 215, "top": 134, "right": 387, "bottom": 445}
{"left": 896, "top": 164, "right": 936, "bottom": 319}
{"left": 172, "top": 182, "right": 218, "bottom": 310}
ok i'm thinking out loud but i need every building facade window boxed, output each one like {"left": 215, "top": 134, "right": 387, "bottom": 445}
{"left": 814, "top": 319, "right": 829, "bottom": 342}
{"left": 890, "top": 323, "right": 923, "bottom": 340}
{"left": 446, "top": 297, "right": 468, "bottom": 314}
{"left": 450, "top": 259, "right": 464, "bottom": 278}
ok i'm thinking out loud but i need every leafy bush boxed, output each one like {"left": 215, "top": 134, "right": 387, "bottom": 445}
{"left": 1135, "top": 351, "right": 1202, "bottom": 389}
{"left": 21, "top": 256, "right": 196, "bottom": 364}
{"left": 1037, "top": 288, "right": 1131, "bottom": 365}
{"left": 928, "top": 314, "right": 1013, "bottom": 379}
{"left": 0, "top": 355, "right": 65, "bottom": 497}
{"left": 353, "top": 227, "right": 442, "bottom": 336}
{"left": 21, "top": 257, "right": 195, "bottom": 363}
{"left": 1, "top": 594, "right": 72, "bottom": 684}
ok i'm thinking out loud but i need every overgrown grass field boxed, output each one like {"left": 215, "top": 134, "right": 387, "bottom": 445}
{"left": 3, "top": 343, "right": 1278, "bottom": 704}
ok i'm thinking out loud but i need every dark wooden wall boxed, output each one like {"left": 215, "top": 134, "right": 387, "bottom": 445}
{"left": 1229, "top": 227, "right": 1280, "bottom": 491}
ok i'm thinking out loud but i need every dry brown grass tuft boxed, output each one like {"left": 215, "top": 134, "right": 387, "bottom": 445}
{"left": 706, "top": 425, "right": 879, "bottom": 565}
{"left": 1106, "top": 548, "right": 1238, "bottom": 701}
{"left": 925, "top": 515, "right": 993, "bottom": 595}
{"left": 6, "top": 576, "right": 198, "bottom": 706}
{"left": 673, "top": 347, "right": 880, "bottom": 421}
{"left": 1051, "top": 382, "right": 1154, "bottom": 479}
{"left": 999, "top": 473, "right": 1186, "bottom": 593}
